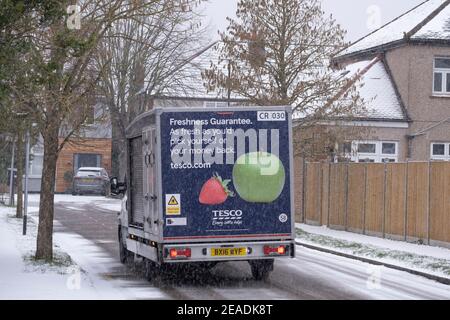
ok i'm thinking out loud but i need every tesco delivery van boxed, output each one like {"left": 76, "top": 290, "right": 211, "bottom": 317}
{"left": 110, "top": 106, "right": 295, "bottom": 281}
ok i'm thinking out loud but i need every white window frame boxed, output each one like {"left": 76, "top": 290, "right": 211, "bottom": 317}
{"left": 203, "top": 101, "right": 229, "bottom": 108}
{"left": 430, "top": 142, "right": 450, "bottom": 161}
{"left": 350, "top": 140, "right": 399, "bottom": 163}
{"left": 432, "top": 57, "right": 450, "bottom": 96}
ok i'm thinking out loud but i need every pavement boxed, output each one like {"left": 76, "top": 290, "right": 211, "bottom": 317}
{"left": 295, "top": 241, "right": 450, "bottom": 285}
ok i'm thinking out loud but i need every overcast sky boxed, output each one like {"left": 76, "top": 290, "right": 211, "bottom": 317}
{"left": 202, "top": 0, "right": 425, "bottom": 41}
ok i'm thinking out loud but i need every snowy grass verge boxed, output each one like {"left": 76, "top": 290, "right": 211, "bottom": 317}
{"left": 0, "top": 204, "right": 131, "bottom": 299}
{"left": 5, "top": 211, "right": 77, "bottom": 275}
{"left": 295, "top": 224, "right": 450, "bottom": 279}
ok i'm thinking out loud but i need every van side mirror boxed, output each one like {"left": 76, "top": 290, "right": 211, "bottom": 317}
{"left": 110, "top": 177, "right": 127, "bottom": 195}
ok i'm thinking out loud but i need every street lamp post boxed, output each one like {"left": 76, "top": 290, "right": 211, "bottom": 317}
{"left": 23, "top": 129, "right": 31, "bottom": 235}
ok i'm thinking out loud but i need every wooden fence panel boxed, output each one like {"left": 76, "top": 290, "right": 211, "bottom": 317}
{"left": 406, "top": 162, "right": 429, "bottom": 242}
{"left": 320, "top": 163, "right": 330, "bottom": 226}
{"left": 346, "top": 164, "right": 366, "bottom": 233}
{"left": 364, "top": 164, "right": 385, "bottom": 236}
{"left": 328, "top": 164, "right": 347, "bottom": 229}
{"left": 294, "top": 156, "right": 305, "bottom": 223}
{"left": 299, "top": 161, "right": 449, "bottom": 248}
{"left": 384, "top": 163, "right": 407, "bottom": 240}
{"left": 305, "top": 163, "right": 321, "bottom": 225}
{"left": 429, "top": 162, "right": 450, "bottom": 244}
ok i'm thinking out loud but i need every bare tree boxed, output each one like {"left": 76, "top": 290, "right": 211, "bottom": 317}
{"left": 203, "top": 0, "right": 366, "bottom": 160}
{"left": 95, "top": 3, "right": 207, "bottom": 177}
{"left": 8, "top": 0, "right": 205, "bottom": 261}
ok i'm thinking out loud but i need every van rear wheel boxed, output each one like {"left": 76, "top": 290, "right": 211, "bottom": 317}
{"left": 249, "top": 259, "right": 274, "bottom": 281}
{"left": 118, "top": 227, "right": 133, "bottom": 264}
{"left": 144, "top": 259, "right": 161, "bottom": 281}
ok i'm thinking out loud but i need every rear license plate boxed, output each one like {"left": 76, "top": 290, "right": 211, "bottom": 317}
{"left": 211, "top": 247, "right": 247, "bottom": 257}
{"left": 81, "top": 178, "right": 93, "bottom": 183}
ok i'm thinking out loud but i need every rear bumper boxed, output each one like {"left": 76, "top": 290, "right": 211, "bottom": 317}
{"left": 73, "top": 184, "right": 104, "bottom": 193}
{"left": 161, "top": 240, "right": 295, "bottom": 263}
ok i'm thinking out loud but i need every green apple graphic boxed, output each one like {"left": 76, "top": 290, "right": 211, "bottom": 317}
{"left": 232, "top": 151, "right": 285, "bottom": 203}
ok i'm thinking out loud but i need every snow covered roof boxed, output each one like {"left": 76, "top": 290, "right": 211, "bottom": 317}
{"left": 155, "top": 43, "right": 247, "bottom": 101}
{"left": 335, "top": 58, "right": 407, "bottom": 121}
{"left": 336, "top": 0, "right": 450, "bottom": 59}
{"left": 414, "top": 1, "right": 450, "bottom": 39}
{"left": 292, "top": 58, "right": 407, "bottom": 122}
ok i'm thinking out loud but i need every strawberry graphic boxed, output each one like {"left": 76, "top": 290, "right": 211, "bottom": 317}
{"left": 199, "top": 173, "right": 234, "bottom": 205}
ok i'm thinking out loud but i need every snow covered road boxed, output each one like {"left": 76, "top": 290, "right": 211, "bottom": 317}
{"left": 45, "top": 196, "right": 450, "bottom": 300}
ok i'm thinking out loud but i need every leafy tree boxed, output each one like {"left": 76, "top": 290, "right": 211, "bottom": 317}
{"left": 0, "top": 0, "right": 51, "bottom": 213}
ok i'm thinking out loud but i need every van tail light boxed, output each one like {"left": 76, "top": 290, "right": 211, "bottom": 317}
{"left": 168, "top": 248, "right": 191, "bottom": 259}
{"left": 264, "top": 245, "right": 288, "bottom": 256}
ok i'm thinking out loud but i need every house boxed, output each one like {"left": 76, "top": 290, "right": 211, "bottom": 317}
{"left": 148, "top": 42, "right": 250, "bottom": 109}
{"left": 331, "top": 0, "right": 450, "bottom": 163}
{"left": 29, "top": 103, "right": 112, "bottom": 193}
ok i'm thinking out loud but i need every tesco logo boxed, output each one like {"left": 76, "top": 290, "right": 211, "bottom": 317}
{"left": 212, "top": 210, "right": 243, "bottom": 218}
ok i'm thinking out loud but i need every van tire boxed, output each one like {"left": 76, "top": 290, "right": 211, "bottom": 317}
{"left": 197, "top": 262, "right": 218, "bottom": 270}
{"left": 118, "top": 227, "right": 133, "bottom": 264}
{"left": 249, "top": 259, "right": 274, "bottom": 281}
{"left": 144, "top": 259, "right": 160, "bottom": 281}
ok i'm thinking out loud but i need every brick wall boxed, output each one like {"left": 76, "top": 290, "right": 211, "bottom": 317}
{"left": 55, "top": 138, "right": 112, "bottom": 193}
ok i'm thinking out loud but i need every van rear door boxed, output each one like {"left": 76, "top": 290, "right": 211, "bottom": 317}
{"left": 143, "top": 127, "right": 159, "bottom": 237}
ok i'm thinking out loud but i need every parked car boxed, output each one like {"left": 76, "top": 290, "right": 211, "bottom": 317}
{"left": 72, "top": 167, "right": 110, "bottom": 196}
